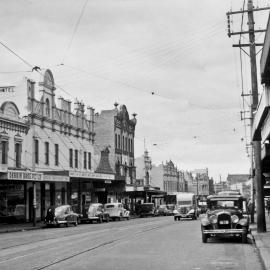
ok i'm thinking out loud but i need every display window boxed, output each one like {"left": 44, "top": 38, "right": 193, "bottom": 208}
{"left": 0, "top": 182, "right": 26, "bottom": 223}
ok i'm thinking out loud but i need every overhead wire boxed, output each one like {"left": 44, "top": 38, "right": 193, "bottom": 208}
{"left": 62, "top": 0, "right": 89, "bottom": 64}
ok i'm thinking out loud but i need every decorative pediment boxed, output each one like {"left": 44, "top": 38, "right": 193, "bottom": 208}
{"left": 1, "top": 101, "right": 20, "bottom": 119}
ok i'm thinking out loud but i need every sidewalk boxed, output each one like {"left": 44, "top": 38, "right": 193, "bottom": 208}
{"left": 250, "top": 214, "right": 270, "bottom": 270}
{"left": 0, "top": 221, "right": 45, "bottom": 234}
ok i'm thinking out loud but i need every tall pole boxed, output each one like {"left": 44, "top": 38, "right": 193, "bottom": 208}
{"left": 247, "top": 0, "right": 266, "bottom": 232}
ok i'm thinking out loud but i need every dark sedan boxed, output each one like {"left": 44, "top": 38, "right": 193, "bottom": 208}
{"left": 45, "top": 205, "right": 79, "bottom": 227}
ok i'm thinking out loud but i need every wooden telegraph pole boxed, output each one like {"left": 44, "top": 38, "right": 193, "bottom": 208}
{"left": 227, "top": 0, "right": 269, "bottom": 232}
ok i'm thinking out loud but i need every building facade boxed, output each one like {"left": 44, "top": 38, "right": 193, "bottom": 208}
{"left": 94, "top": 103, "right": 137, "bottom": 205}
{"left": 0, "top": 69, "right": 118, "bottom": 223}
{"left": 0, "top": 100, "right": 30, "bottom": 223}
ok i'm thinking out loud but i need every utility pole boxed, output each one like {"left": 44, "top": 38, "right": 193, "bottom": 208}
{"left": 227, "top": 0, "right": 269, "bottom": 232}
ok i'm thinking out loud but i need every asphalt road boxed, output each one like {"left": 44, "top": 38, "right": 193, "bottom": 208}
{"left": 0, "top": 216, "right": 264, "bottom": 270}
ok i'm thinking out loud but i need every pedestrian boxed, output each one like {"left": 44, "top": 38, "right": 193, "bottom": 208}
{"left": 267, "top": 198, "right": 270, "bottom": 216}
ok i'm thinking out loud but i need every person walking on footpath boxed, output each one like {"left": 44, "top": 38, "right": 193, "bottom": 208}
{"left": 267, "top": 198, "right": 270, "bottom": 216}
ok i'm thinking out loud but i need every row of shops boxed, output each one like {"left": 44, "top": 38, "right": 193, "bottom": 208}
{"left": 0, "top": 169, "right": 166, "bottom": 223}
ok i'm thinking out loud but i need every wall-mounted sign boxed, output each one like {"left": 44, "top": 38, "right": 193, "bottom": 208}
{"left": 69, "top": 171, "right": 114, "bottom": 180}
{"left": 43, "top": 174, "right": 69, "bottom": 182}
{"left": 5, "top": 170, "right": 43, "bottom": 181}
{"left": 0, "top": 86, "right": 15, "bottom": 93}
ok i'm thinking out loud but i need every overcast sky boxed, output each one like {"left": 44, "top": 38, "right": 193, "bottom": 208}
{"left": 1, "top": 0, "right": 270, "bottom": 181}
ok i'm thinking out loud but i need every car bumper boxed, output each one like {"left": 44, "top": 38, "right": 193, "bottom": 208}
{"left": 45, "top": 220, "right": 66, "bottom": 225}
{"left": 174, "top": 214, "right": 194, "bottom": 218}
{"left": 203, "top": 229, "right": 245, "bottom": 234}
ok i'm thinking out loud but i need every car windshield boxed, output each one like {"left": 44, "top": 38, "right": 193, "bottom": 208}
{"left": 139, "top": 204, "right": 154, "bottom": 211}
{"left": 55, "top": 205, "right": 69, "bottom": 215}
{"left": 210, "top": 200, "right": 240, "bottom": 210}
{"left": 178, "top": 201, "right": 192, "bottom": 205}
{"left": 89, "top": 204, "right": 101, "bottom": 210}
{"left": 105, "top": 204, "right": 116, "bottom": 209}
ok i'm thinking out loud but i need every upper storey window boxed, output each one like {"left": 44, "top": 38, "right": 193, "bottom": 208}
{"left": 45, "top": 98, "right": 50, "bottom": 117}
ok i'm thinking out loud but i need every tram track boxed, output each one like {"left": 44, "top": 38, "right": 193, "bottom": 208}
{"left": 0, "top": 218, "right": 175, "bottom": 270}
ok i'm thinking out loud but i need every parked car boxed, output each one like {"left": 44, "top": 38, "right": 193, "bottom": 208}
{"left": 104, "top": 203, "right": 130, "bottom": 221}
{"left": 166, "top": 204, "right": 175, "bottom": 215}
{"left": 156, "top": 205, "right": 171, "bottom": 216}
{"left": 45, "top": 205, "right": 79, "bottom": 227}
{"left": 136, "top": 203, "right": 156, "bottom": 218}
{"left": 80, "top": 203, "right": 110, "bottom": 223}
{"left": 200, "top": 193, "right": 249, "bottom": 243}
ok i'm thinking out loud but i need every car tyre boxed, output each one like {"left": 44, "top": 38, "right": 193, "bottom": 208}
{"left": 74, "top": 218, "right": 78, "bottom": 226}
{"left": 242, "top": 229, "right": 248, "bottom": 244}
{"left": 202, "top": 232, "right": 207, "bottom": 243}
{"left": 98, "top": 216, "right": 103, "bottom": 223}
{"left": 105, "top": 216, "right": 110, "bottom": 223}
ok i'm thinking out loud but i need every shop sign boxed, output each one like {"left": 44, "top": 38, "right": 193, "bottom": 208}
{"left": 42, "top": 174, "right": 69, "bottom": 182}
{"left": 5, "top": 170, "right": 43, "bottom": 181}
{"left": 95, "top": 188, "right": 106, "bottom": 192}
{"left": 0, "top": 86, "right": 15, "bottom": 93}
{"left": 69, "top": 171, "right": 115, "bottom": 180}
{"left": 125, "top": 186, "right": 135, "bottom": 192}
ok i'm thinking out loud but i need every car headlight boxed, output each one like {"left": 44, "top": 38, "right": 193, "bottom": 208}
{"left": 209, "top": 215, "right": 217, "bottom": 224}
{"left": 188, "top": 209, "right": 195, "bottom": 214}
{"left": 231, "top": 215, "right": 239, "bottom": 223}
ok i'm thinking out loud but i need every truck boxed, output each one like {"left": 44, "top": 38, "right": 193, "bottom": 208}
{"left": 170, "top": 192, "right": 197, "bottom": 221}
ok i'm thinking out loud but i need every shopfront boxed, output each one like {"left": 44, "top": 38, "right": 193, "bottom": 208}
{"left": 0, "top": 170, "right": 42, "bottom": 223}
{"left": 68, "top": 171, "right": 115, "bottom": 214}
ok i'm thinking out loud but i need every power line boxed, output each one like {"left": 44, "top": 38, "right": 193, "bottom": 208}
{"left": 62, "top": 0, "right": 89, "bottom": 64}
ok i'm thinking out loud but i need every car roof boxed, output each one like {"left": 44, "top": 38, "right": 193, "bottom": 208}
{"left": 207, "top": 194, "right": 243, "bottom": 200}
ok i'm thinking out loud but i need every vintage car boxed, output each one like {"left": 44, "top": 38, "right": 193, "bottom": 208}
{"left": 156, "top": 204, "right": 171, "bottom": 216}
{"left": 136, "top": 203, "right": 157, "bottom": 217}
{"left": 104, "top": 203, "right": 130, "bottom": 221}
{"left": 80, "top": 203, "right": 110, "bottom": 223}
{"left": 200, "top": 193, "right": 249, "bottom": 243}
{"left": 173, "top": 205, "right": 197, "bottom": 220}
{"left": 45, "top": 205, "right": 80, "bottom": 227}
{"left": 173, "top": 193, "right": 197, "bottom": 221}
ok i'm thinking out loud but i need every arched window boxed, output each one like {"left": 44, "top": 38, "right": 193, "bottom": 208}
{"left": 45, "top": 98, "right": 50, "bottom": 117}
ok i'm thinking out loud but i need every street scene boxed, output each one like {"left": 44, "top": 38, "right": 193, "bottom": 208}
{"left": 1, "top": 0, "right": 270, "bottom": 269}
{"left": 0, "top": 217, "right": 263, "bottom": 270}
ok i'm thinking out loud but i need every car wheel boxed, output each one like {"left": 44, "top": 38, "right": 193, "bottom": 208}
{"left": 74, "top": 218, "right": 78, "bottom": 226}
{"left": 242, "top": 229, "right": 248, "bottom": 244}
{"left": 202, "top": 232, "right": 207, "bottom": 243}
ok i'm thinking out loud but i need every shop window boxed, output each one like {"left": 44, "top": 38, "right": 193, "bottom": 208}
{"left": 75, "top": 149, "right": 78, "bottom": 169}
{"left": 34, "top": 139, "right": 39, "bottom": 164}
{"left": 45, "top": 142, "right": 49, "bottom": 165}
{"left": 83, "top": 151, "right": 87, "bottom": 169}
{"left": 55, "top": 144, "right": 59, "bottom": 166}
{"left": 1, "top": 140, "right": 8, "bottom": 164}
{"left": 15, "top": 143, "right": 22, "bottom": 168}
{"left": 88, "top": 152, "right": 91, "bottom": 169}
{"left": 69, "top": 149, "right": 73, "bottom": 168}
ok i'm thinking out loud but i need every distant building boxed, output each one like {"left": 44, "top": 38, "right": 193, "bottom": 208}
{"left": 213, "top": 181, "right": 229, "bottom": 194}
{"left": 151, "top": 160, "right": 185, "bottom": 193}
{"left": 94, "top": 103, "right": 137, "bottom": 204}
{"left": 186, "top": 168, "right": 210, "bottom": 200}
{"left": 226, "top": 174, "right": 250, "bottom": 198}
